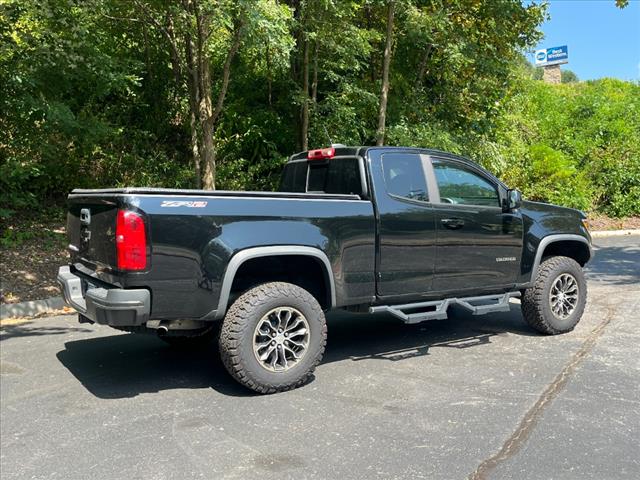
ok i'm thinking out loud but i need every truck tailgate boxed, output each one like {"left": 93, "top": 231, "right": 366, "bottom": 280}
{"left": 67, "top": 196, "right": 119, "bottom": 271}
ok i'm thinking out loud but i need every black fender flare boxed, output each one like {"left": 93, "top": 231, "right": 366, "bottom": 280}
{"left": 212, "top": 246, "right": 336, "bottom": 320}
{"left": 527, "top": 234, "right": 593, "bottom": 285}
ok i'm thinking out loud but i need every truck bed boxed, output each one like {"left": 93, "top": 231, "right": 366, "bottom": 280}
{"left": 65, "top": 187, "right": 376, "bottom": 321}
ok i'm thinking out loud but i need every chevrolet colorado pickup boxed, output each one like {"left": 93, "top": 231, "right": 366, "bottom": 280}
{"left": 58, "top": 146, "right": 593, "bottom": 393}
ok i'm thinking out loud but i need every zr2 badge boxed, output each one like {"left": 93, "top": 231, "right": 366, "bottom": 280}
{"left": 160, "top": 201, "right": 208, "bottom": 208}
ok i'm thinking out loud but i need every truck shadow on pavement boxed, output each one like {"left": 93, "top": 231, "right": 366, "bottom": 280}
{"left": 1, "top": 321, "right": 93, "bottom": 342}
{"left": 323, "top": 306, "right": 536, "bottom": 364}
{"left": 56, "top": 305, "right": 537, "bottom": 399}
{"left": 586, "top": 243, "right": 640, "bottom": 286}
{"left": 56, "top": 333, "right": 252, "bottom": 398}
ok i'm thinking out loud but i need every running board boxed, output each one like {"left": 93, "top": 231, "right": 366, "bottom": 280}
{"left": 369, "top": 292, "right": 521, "bottom": 324}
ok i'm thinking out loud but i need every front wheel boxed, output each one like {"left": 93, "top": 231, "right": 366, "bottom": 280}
{"left": 522, "top": 256, "right": 587, "bottom": 335}
{"left": 219, "top": 282, "right": 327, "bottom": 394}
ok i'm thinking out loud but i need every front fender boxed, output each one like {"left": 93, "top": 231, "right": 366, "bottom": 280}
{"left": 519, "top": 234, "right": 593, "bottom": 286}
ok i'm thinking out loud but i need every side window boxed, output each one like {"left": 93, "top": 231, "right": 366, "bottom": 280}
{"left": 433, "top": 160, "right": 499, "bottom": 207}
{"left": 382, "top": 153, "right": 429, "bottom": 202}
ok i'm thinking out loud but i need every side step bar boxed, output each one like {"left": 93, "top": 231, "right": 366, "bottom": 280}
{"left": 369, "top": 292, "right": 521, "bottom": 324}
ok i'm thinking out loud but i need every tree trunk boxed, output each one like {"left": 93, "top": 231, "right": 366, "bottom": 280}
{"left": 142, "top": 23, "right": 154, "bottom": 86}
{"left": 184, "top": 33, "right": 202, "bottom": 188}
{"left": 311, "top": 40, "right": 318, "bottom": 103}
{"left": 194, "top": 10, "right": 216, "bottom": 190}
{"left": 289, "top": 0, "right": 302, "bottom": 83}
{"left": 143, "top": 0, "right": 243, "bottom": 189}
{"left": 165, "top": 16, "right": 182, "bottom": 87}
{"left": 189, "top": 109, "right": 202, "bottom": 188}
{"left": 289, "top": 0, "right": 304, "bottom": 150}
{"left": 300, "top": 37, "right": 310, "bottom": 151}
{"left": 196, "top": 12, "right": 243, "bottom": 190}
{"left": 375, "top": 1, "right": 394, "bottom": 146}
{"left": 200, "top": 121, "right": 216, "bottom": 189}
{"left": 415, "top": 44, "right": 433, "bottom": 87}
{"left": 211, "top": 19, "right": 243, "bottom": 126}
{"left": 199, "top": 53, "right": 216, "bottom": 190}
{"left": 266, "top": 39, "right": 272, "bottom": 106}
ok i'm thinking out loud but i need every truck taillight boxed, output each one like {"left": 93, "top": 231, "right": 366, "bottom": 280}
{"left": 307, "top": 147, "right": 335, "bottom": 160}
{"left": 116, "top": 210, "right": 147, "bottom": 271}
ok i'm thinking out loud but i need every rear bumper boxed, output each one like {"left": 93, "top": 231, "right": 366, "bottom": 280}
{"left": 57, "top": 266, "right": 150, "bottom": 326}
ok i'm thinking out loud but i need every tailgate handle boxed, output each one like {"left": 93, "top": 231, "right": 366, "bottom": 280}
{"left": 80, "top": 208, "right": 91, "bottom": 226}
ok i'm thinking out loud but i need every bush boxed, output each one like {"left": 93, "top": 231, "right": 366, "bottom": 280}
{"left": 485, "top": 77, "right": 640, "bottom": 216}
{"left": 523, "top": 144, "right": 592, "bottom": 210}
{"left": 378, "top": 75, "right": 640, "bottom": 218}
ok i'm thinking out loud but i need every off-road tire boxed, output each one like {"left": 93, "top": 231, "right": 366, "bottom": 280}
{"left": 522, "top": 256, "right": 587, "bottom": 335}
{"left": 219, "top": 282, "right": 327, "bottom": 394}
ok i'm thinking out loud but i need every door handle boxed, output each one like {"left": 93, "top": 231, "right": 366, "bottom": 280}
{"left": 441, "top": 218, "right": 465, "bottom": 229}
{"left": 80, "top": 208, "right": 91, "bottom": 226}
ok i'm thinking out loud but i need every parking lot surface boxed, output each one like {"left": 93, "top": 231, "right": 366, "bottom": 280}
{"left": 1, "top": 235, "right": 639, "bottom": 479}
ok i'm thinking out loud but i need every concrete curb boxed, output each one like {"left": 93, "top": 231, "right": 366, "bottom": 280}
{"left": 1, "top": 297, "right": 65, "bottom": 320}
{"left": 591, "top": 229, "right": 640, "bottom": 238}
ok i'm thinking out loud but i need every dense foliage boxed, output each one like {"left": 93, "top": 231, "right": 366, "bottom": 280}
{"left": 496, "top": 76, "right": 640, "bottom": 217}
{"left": 396, "top": 70, "right": 640, "bottom": 217}
{"left": 1, "top": 0, "right": 638, "bottom": 218}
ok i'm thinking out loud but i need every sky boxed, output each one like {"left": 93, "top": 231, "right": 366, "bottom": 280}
{"left": 526, "top": 0, "right": 640, "bottom": 81}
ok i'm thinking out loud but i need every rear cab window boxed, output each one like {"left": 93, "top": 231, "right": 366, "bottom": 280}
{"left": 381, "top": 153, "right": 429, "bottom": 202}
{"left": 280, "top": 157, "right": 364, "bottom": 196}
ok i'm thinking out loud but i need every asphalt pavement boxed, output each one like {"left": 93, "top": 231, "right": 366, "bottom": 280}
{"left": 1, "top": 235, "right": 639, "bottom": 480}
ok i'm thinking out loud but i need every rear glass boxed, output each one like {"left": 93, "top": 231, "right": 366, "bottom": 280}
{"left": 280, "top": 161, "right": 307, "bottom": 193}
{"left": 280, "top": 158, "right": 362, "bottom": 196}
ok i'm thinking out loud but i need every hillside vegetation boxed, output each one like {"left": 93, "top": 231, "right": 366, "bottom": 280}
{"left": 1, "top": 0, "right": 638, "bottom": 220}
{"left": 406, "top": 75, "right": 640, "bottom": 217}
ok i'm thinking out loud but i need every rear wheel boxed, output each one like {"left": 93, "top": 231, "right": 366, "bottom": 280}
{"left": 219, "top": 282, "right": 327, "bottom": 394}
{"left": 522, "top": 256, "right": 587, "bottom": 335}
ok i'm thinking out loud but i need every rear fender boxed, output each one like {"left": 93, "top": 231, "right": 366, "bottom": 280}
{"left": 213, "top": 246, "right": 336, "bottom": 320}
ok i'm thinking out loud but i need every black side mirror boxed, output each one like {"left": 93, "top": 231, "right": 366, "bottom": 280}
{"left": 507, "top": 189, "right": 522, "bottom": 211}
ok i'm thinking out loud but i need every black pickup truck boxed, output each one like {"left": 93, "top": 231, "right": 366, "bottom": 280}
{"left": 58, "top": 146, "right": 592, "bottom": 393}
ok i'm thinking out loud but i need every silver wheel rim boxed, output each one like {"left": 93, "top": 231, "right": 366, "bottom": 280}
{"left": 549, "top": 273, "right": 579, "bottom": 320}
{"left": 253, "top": 307, "right": 310, "bottom": 372}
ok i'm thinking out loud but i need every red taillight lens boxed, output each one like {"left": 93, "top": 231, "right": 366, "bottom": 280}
{"left": 116, "top": 210, "right": 147, "bottom": 271}
{"left": 307, "top": 147, "right": 335, "bottom": 160}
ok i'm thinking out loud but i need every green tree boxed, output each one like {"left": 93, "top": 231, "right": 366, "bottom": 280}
{"left": 0, "top": 0, "right": 180, "bottom": 209}
{"left": 375, "top": 0, "right": 395, "bottom": 145}
{"left": 129, "top": 0, "right": 292, "bottom": 189}
{"left": 561, "top": 69, "right": 579, "bottom": 83}
{"left": 6, "top": 0, "right": 636, "bottom": 220}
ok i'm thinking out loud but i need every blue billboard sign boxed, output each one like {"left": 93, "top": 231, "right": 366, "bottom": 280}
{"left": 534, "top": 46, "right": 569, "bottom": 66}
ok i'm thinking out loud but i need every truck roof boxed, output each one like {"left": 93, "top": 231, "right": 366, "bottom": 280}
{"left": 288, "top": 145, "right": 367, "bottom": 161}
{"left": 287, "top": 145, "right": 506, "bottom": 189}
{"left": 288, "top": 145, "right": 474, "bottom": 163}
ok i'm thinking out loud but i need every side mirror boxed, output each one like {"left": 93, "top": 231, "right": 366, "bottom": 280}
{"left": 507, "top": 189, "right": 522, "bottom": 211}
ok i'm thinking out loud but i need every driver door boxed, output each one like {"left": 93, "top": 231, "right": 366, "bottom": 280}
{"left": 430, "top": 157, "right": 523, "bottom": 293}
